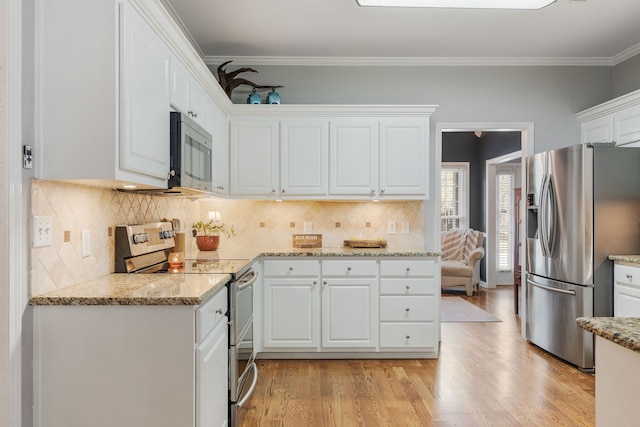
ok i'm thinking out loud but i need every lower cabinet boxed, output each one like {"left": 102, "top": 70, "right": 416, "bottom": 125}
{"left": 33, "top": 287, "right": 229, "bottom": 427}
{"left": 262, "top": 257, "right": 438, "bottom": 357}
{"left": 614, "top": 263, "right": 640, "bottom": 316}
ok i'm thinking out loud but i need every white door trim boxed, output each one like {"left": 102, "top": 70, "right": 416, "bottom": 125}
{"left": 435, "top": 122, "right": 533, "bottom": 338}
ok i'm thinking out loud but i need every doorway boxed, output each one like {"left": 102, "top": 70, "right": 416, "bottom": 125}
{"left": 435, "top": 122, "right": 533, "bottom": 337}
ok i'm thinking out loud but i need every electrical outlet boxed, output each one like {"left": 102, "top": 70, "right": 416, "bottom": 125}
{"left": 81, "top": 230, "right": 91, "bottom": 258}
{"left": 304, "top": 222, "right": 312, "bottom": 234}
{"left": 401, "top": 222, "right": 410, "bottom": 234}
{"left": 388, "top": 220, "right": 396, "bottom": 235}
{"left": 33, "top": 216, "right": 53, "bottom": 248}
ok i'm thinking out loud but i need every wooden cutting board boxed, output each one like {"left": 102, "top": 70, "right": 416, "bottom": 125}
{"left": 343, "top": 239, "right": 387, "bottom": 249}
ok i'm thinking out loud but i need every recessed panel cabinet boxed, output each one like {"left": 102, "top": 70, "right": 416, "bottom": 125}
{"left": 577, "top": 88, "right": 640, "bottom": 147}
{"left": 229, "top": 109, "right": 434, "bottom": 200}
{"left": 37, "top": 0, "right": 171, "bottom": 189}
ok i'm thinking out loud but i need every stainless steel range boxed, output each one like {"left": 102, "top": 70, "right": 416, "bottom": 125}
{"left": 114, "top": 222, "right": 258, "bottom": 427}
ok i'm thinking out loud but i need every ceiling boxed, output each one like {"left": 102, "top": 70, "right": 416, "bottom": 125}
{"left": 163, "top": 0, "right": 640, "bottom": 66}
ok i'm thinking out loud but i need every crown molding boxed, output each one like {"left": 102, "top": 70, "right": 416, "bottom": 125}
{"left": 203, "top": 55, "right": 616, "bottom": 67}
{"left": 613, "top": 42, "right": 640, "bottom": 65}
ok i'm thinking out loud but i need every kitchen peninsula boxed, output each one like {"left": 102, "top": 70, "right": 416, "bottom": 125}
{"left": 31, "top": 247, "right": 440, "bottom": 427}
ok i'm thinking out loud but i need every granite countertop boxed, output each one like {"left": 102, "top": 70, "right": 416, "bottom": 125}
{"left": 30, "top": 247, "right": 439, "bottom": 306}
{"left": 608, "top": 255, "right": 640, "bottom": 265}
{"left": 30, "top": 272, "right": 231, "bottom": 306}
{"left": 577, "top": 317, "right": 640, "bottom": 353}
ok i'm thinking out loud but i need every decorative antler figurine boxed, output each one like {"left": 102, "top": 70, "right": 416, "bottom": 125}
{"left": 216, "top": 60, "right": 283, "bottom": 99}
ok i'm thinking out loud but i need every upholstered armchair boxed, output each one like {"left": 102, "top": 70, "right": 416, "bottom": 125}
{"left": 441, "top": 228, "right": 485, "bottom": 296}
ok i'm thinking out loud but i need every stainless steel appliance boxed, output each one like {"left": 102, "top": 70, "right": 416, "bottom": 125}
{"left": 114, "top": 222, "right": 258, "bottom": 426}
{"left": 228, "top": 267, "right": 258, "bottom": 427}
{"left": 169, "top": 111, "right": 213, "bottom": 192}
{"left": 525, "top": 143, "right": 640, "bottom": 370}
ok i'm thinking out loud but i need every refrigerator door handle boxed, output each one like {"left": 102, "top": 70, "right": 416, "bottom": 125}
{"left": 527, "top": 278, "right": 577, "bottom": 296}
{"left": 546, "top": 174, "right": 558, "bottom": 256}
{"left": 539, "top": 174, "right": 550, "bottom": 257}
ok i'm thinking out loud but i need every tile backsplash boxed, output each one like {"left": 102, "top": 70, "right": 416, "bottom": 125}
{"left": 30, "top": 180, "right": 425, "bottom": 296}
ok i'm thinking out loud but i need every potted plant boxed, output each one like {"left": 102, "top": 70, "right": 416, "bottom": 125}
{"left": 192, "top": 220, "right": 235, "bottom": 251}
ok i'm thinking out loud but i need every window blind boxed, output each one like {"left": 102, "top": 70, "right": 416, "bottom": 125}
{"left": 441, "top": 164, "right": 469, "bottom": 231}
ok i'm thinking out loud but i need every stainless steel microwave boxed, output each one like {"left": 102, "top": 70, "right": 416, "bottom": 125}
{"left": 169, "top": 111, "right": 212, "bottom": 192}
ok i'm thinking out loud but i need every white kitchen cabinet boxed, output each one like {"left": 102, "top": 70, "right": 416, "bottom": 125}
{"left": 120, "top": 1, "right": 171, "bottom": 182}
{"left": 379, "top": 259, "right": 439, "bottom": 351}
{"left": 378, "top": 118, "right": 428, "bottom": 197}
{"left": 229, "top": 120, "right": 280, "bottom": 196}
{"left": 280, "top": 119, "right": 329, "bottom": 196}
{"left": 321, "top": 260, "right": 379, "bottom": 348}
{"left": 211, "top": 100, "right": 229, "bottom": 195}
{"left": 613, "top": 263, "right": 640, "bottom": 316}
{"left": 329, "top": 119, "right": 379, "bottom": 196}
{"left": 196, "top": 313, "right": 229, "bottom": 427}
{"left": 263, "top": 260, "right": 321, "bottom": 348}
{"left": 37, "top": 0, "right": 171, "bottom": 189}
{"left": 170, "top": 55, "right": 211, "bottom": 131}
{"left": 34, "top": 286, "right": 229, "bottom": 427}
{"left": 577, "top": 88, "right": 640, "bottom": 147}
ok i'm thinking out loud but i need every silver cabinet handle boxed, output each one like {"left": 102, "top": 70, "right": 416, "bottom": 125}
{"left": 271, "top": 189, "right": 276, "bottom": 193}
{"left": 323, "top": 281, "right": 327, "bottom": 285}
{"left": 405, "top": 285, "right": 411, "bottom": 290}
{"left": 627, "top": 274, "right": 633, "bottom": 280}
{"left": 405, "top": 335, "right": 410, "bottom": 339}
{"left": 405, "top": 307, "right": 410, "bottom": 312}
{"left": 215, "top": 308, "right": 223, "bottom": 315}
{"left": 282, "top": 189, "right": 286, "bottom": 193}
{"left": 347, "top": 266, "right": 352, "bottom": 271}
{"left": 406, "top": 267, "right": 411, "bottom": 272}
{"left": 380, "top": 189, "right": 385, "bottom": 193}
{"left": 313, "top": 281, "right": 317, "bottom": 285}
{"left": 289, "top": 267, "right": 293, "bottom": 271}
{"left": 370, "top": 189, "right": 375, "bottom": 194}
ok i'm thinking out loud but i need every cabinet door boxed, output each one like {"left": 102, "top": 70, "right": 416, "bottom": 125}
{"left": 120, "top": 2, "right": 171, "bottom": 182}
{"left": 210, "top": 100, "right": 229, "bottom": 195}
{"left": 189, "top": 78, "right": 208, "bottom": 127}
{"left": 196, "top": 318, "right": 229, "bottom": 427}
{"left": 329, "top": 120, "right": 378, "bottom": 196}
{"left": 379, "top": 118, "right": 428, "bottom": 197}
{"left": 263, "top": 278, "right": 320, "bottom": 348}
{"left": 230, "top": 120, "right": 279, "bottom": 196}
{"left": 614, "top": 104, "right": 640, "bottom": 146}
{"left": 281, "top": 120, "right": 329, "bottom": 196}
{"left": 581, "top": 115, "right": 614, "bottom": 144}
{"left": 321, "top": 278, "right": 378, "bottom": 348}
{"left": 170, "top": 55, "right": 190, "bottom": 114}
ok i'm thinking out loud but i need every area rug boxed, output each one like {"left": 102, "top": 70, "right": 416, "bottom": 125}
{"left": 441, "top": 297, "right": 501, "bottom": 322}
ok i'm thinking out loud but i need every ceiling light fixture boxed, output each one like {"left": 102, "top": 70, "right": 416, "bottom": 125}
{"left": 356, "top": 0, "right": 555, "bottom": 9}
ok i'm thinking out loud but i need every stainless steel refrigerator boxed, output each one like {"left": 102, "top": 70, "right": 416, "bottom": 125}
{"left": 525, "top": 143, "right": 640, "bottom": 371}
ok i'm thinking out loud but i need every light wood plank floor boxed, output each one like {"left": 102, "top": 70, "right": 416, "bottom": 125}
{"left": 243, "top": 286, "right": 595, "bottom": 426}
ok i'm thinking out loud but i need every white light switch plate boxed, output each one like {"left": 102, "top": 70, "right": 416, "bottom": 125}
{"left": 81, "top": 230, "right": 91, "bottom": 258}
{"left": 401, "top": 222, "right": 410, "bottom": 234}
{"left": 33, "top": 216, "right": 53, "bottom": 248}
{"left": 388, "top": 221, "right": 396, "bottom": 235}
{"left": 304, "top": 222, "right": 312, "bottom": 234}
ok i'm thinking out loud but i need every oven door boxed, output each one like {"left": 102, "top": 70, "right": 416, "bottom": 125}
{"left": 229, "top": 269, "right": 257, "bottom": 346}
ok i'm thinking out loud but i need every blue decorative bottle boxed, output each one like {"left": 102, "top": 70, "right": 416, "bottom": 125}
{"left": 247, "top": 89, "right": 262, "bottom": 104}
{"left": 266, "top": 88, "right": 281, "bottom": 105}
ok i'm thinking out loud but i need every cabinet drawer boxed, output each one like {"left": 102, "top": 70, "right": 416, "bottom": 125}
{"left": 380, "top": 323, "right": 435, "bottom": 348}
{"left": 614, "top": 264, "right": 640, "bottom": 288}
{"left": 196, "top": 286, "right": 227, "bottom": 343}
{"left": 380, "top": 296, "right": 435, "bottom": 321}
{"left": 380, "top": 278, "right": 436, "bottom": 296}
{"left": 380, "top": 259, "right": 436, "bottom": 277}
{"left": 264, "top": 260, "right": 320, "bottom": 277}
{"left": 322, "top": 260, "right": 377, "bottom": 277}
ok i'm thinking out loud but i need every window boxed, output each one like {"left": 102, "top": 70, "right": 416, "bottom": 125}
{"left": 497, "top": 169, "right": 515, "bottom": 272}
{"left": 440, "top": 163, "right": 469, "bottom": 231}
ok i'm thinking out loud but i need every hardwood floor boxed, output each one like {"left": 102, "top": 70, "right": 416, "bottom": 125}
{"left": 242, "top": 286, "right": 595, "bottom": 426}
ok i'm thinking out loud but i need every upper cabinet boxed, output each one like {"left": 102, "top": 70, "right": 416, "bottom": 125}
{"left": 36, "top": 0, "right": 231, "bottom": 191}
{"left": 576, "top": 89, "right": 640, "bottom": 147}
{"left": 228, "top": 106, "right": 436, "bottom": 201}
{"left": 120, "top": 1, "right": 171, "bottom": 183}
